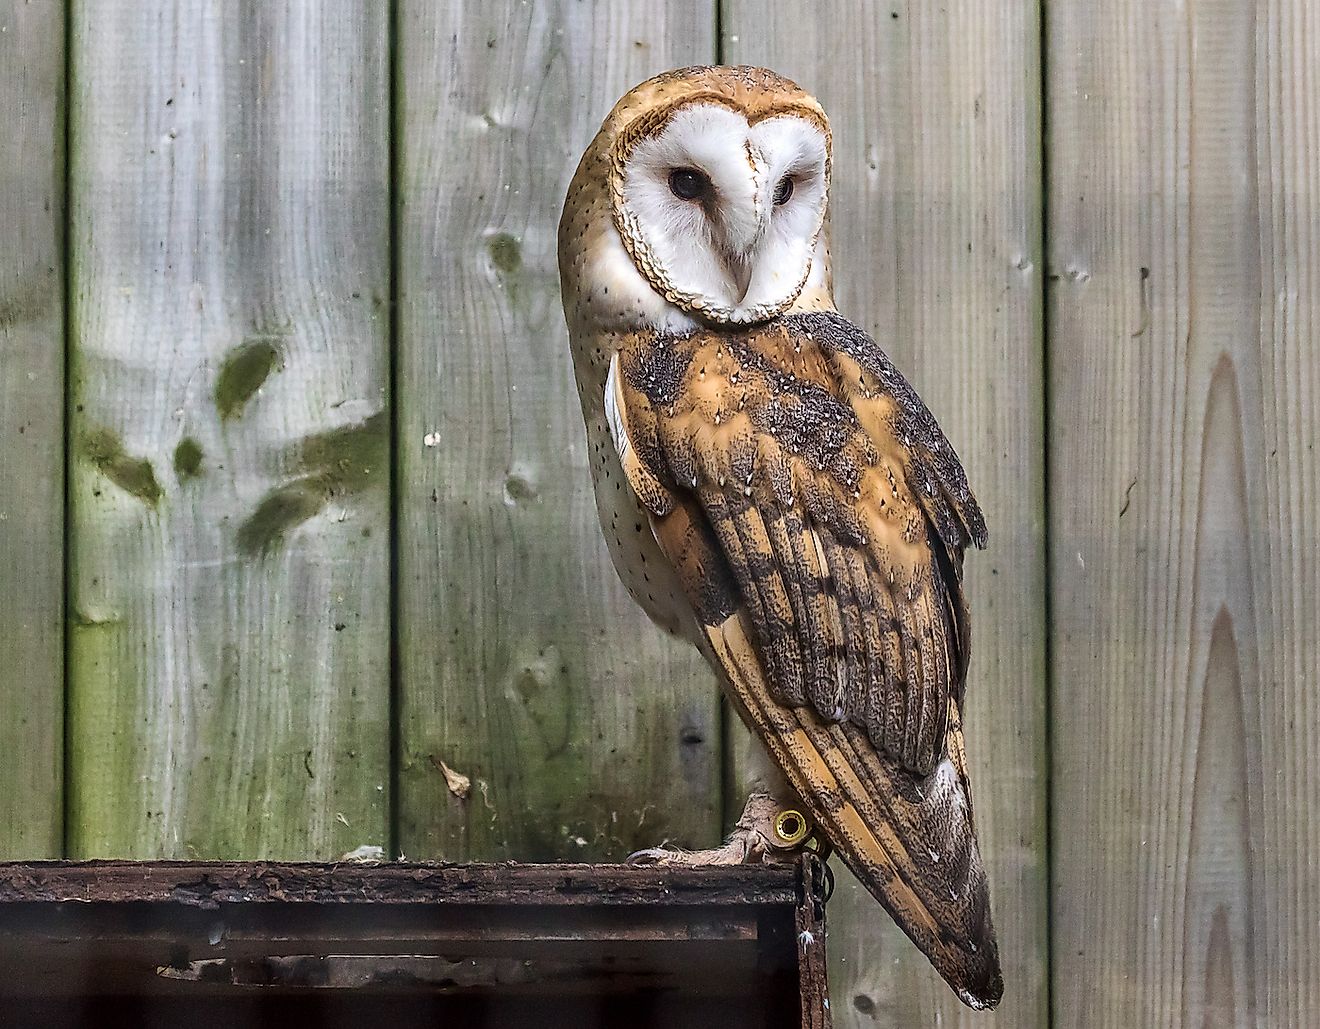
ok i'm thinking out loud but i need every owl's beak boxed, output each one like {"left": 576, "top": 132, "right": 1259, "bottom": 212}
{"left": 728, "top": 251, "right": 757, "bottom": 303}
{"left": 718, "top": 150, "right": 774, "bottom": 303}
{"left": 719, "top": 207, "right": 768, "bottom": 303}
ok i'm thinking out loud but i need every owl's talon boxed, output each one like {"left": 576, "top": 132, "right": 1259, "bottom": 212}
{"left": 624, "top": 793, "right": 814, "bottom": 867}
{"left": 625, "top": 845, "right": 681, "bottom": 865}
{"left": 624, "top": 835, "right": 755, "bottom": 867}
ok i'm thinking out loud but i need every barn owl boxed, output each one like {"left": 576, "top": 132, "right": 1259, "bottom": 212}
{"left": 558, "top": 66, "right": 1001, "bottom": 1009}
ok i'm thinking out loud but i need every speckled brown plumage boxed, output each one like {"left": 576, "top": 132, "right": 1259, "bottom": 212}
{"left": 559, "top": 66, "right": 1001, "bottom": 1010}
{"left": 615, "top": 312, "right": 984, "bottom": 772}
{"left": 608, "top": 313, "right": 999, "bottom": 1004}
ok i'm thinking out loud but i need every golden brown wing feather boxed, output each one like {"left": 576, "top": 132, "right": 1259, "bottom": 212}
{"left": 606, "top": 311, "right": 1001, "bottom": 1008}
{"left": 613, "top": 312, "right": 977, "bottom": 775}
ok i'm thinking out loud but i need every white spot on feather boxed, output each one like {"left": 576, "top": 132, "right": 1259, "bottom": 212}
{"left": 604, "top": 354, "right": 632, "bottom": 465}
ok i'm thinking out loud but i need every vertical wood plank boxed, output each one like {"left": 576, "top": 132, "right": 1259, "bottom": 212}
{"left": 0, "top": 0, "right": 65, "bottom": 858}
{"left": 723, "top": 4, "right": 1049, "bottom": 1026}
{"left": 67, "top": 0, "right": 391, "bottom": 858}
{"left": 1047, "top": 0, "right": 1319, "bottom": 1024}
{"left": 395, "top": 3, "right": 721, "bottom": 861}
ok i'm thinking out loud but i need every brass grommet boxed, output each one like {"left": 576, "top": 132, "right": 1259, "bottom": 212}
{"left": 773, "top": 808, "right": 810, "bottom": 847}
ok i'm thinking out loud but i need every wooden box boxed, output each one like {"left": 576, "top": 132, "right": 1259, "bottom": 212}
{"left": 0, "top": 855, "right": 831, "bottom": 1028}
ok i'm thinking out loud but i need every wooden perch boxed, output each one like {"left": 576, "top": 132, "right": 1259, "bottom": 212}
{"left": 0, "top": 855, "right": 830, "bottom": 1028}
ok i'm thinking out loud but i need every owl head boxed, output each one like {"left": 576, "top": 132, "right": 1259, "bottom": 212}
{"left": 560, "top": 66, "right": 834, "bottom": 333}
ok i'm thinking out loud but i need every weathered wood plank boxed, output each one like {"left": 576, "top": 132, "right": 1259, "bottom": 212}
{"left": 395, "top": 3, "right": 721, "bottom": 861}
{"left": 1047, "top": 0, "right": 1320, "bottom": 1024}
{"left": 67, "top": 0, "right": 391, "bottom": 858}
{"left": 0, "top": 860, "right": 802, "bottom": 907}
{"left": 723, "top": 4, "right": 1049, "bottom": 1025}
{"left": 0, "top": 0, "right": 65, "bottom": 859}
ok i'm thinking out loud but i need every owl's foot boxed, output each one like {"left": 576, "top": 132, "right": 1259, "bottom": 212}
{"left": 626, "top": 792, "right": 817, "bottom": 866}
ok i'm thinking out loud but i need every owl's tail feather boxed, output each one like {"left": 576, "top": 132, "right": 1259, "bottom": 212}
{"left": 705, "top": 613, "right": 1003, "bottom": 1011}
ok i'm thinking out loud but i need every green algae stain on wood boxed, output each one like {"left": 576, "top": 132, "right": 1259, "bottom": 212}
{"left": 237, "top": 412, "right": 387, "bottom": 555}
{"left": 215, "top": 335, "right": 282, "bottom": 421}
{"left": 82, "top": 428, "right": 163, "bottom": 506}
{"left": 298, "top": 410, "right": 388, "bottom": 494}
{"left": 237, "top": 480, "right": 327, "bottom": 556}
{"left": 487, "top": 232, "right": 522, "bottom": 275}
{"left": 173, "top": 437, "right": 204, "bottom": 479}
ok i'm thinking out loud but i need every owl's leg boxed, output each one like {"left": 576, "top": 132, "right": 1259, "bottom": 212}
{"left": 625, "top": 792, "right": 812, "bottom": 866}
{"left": 626, "top": 743, "right": 822, "bottom": 866}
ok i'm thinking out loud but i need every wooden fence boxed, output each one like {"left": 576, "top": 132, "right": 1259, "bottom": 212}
{"left": 0, "top": 1, "right": 1314, "bottom": 1026}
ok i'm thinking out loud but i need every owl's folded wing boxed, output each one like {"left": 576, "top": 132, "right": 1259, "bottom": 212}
{"left": 604, "top": 315, "right": 1001, "bottom": 1008}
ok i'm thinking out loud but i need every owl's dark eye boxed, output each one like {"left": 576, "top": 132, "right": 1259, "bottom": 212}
{"left": 668, "top": 168, "right": 710, "bottom": 201}
{"left": 773, "top": 176, "right": 794, "bottom": 206}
